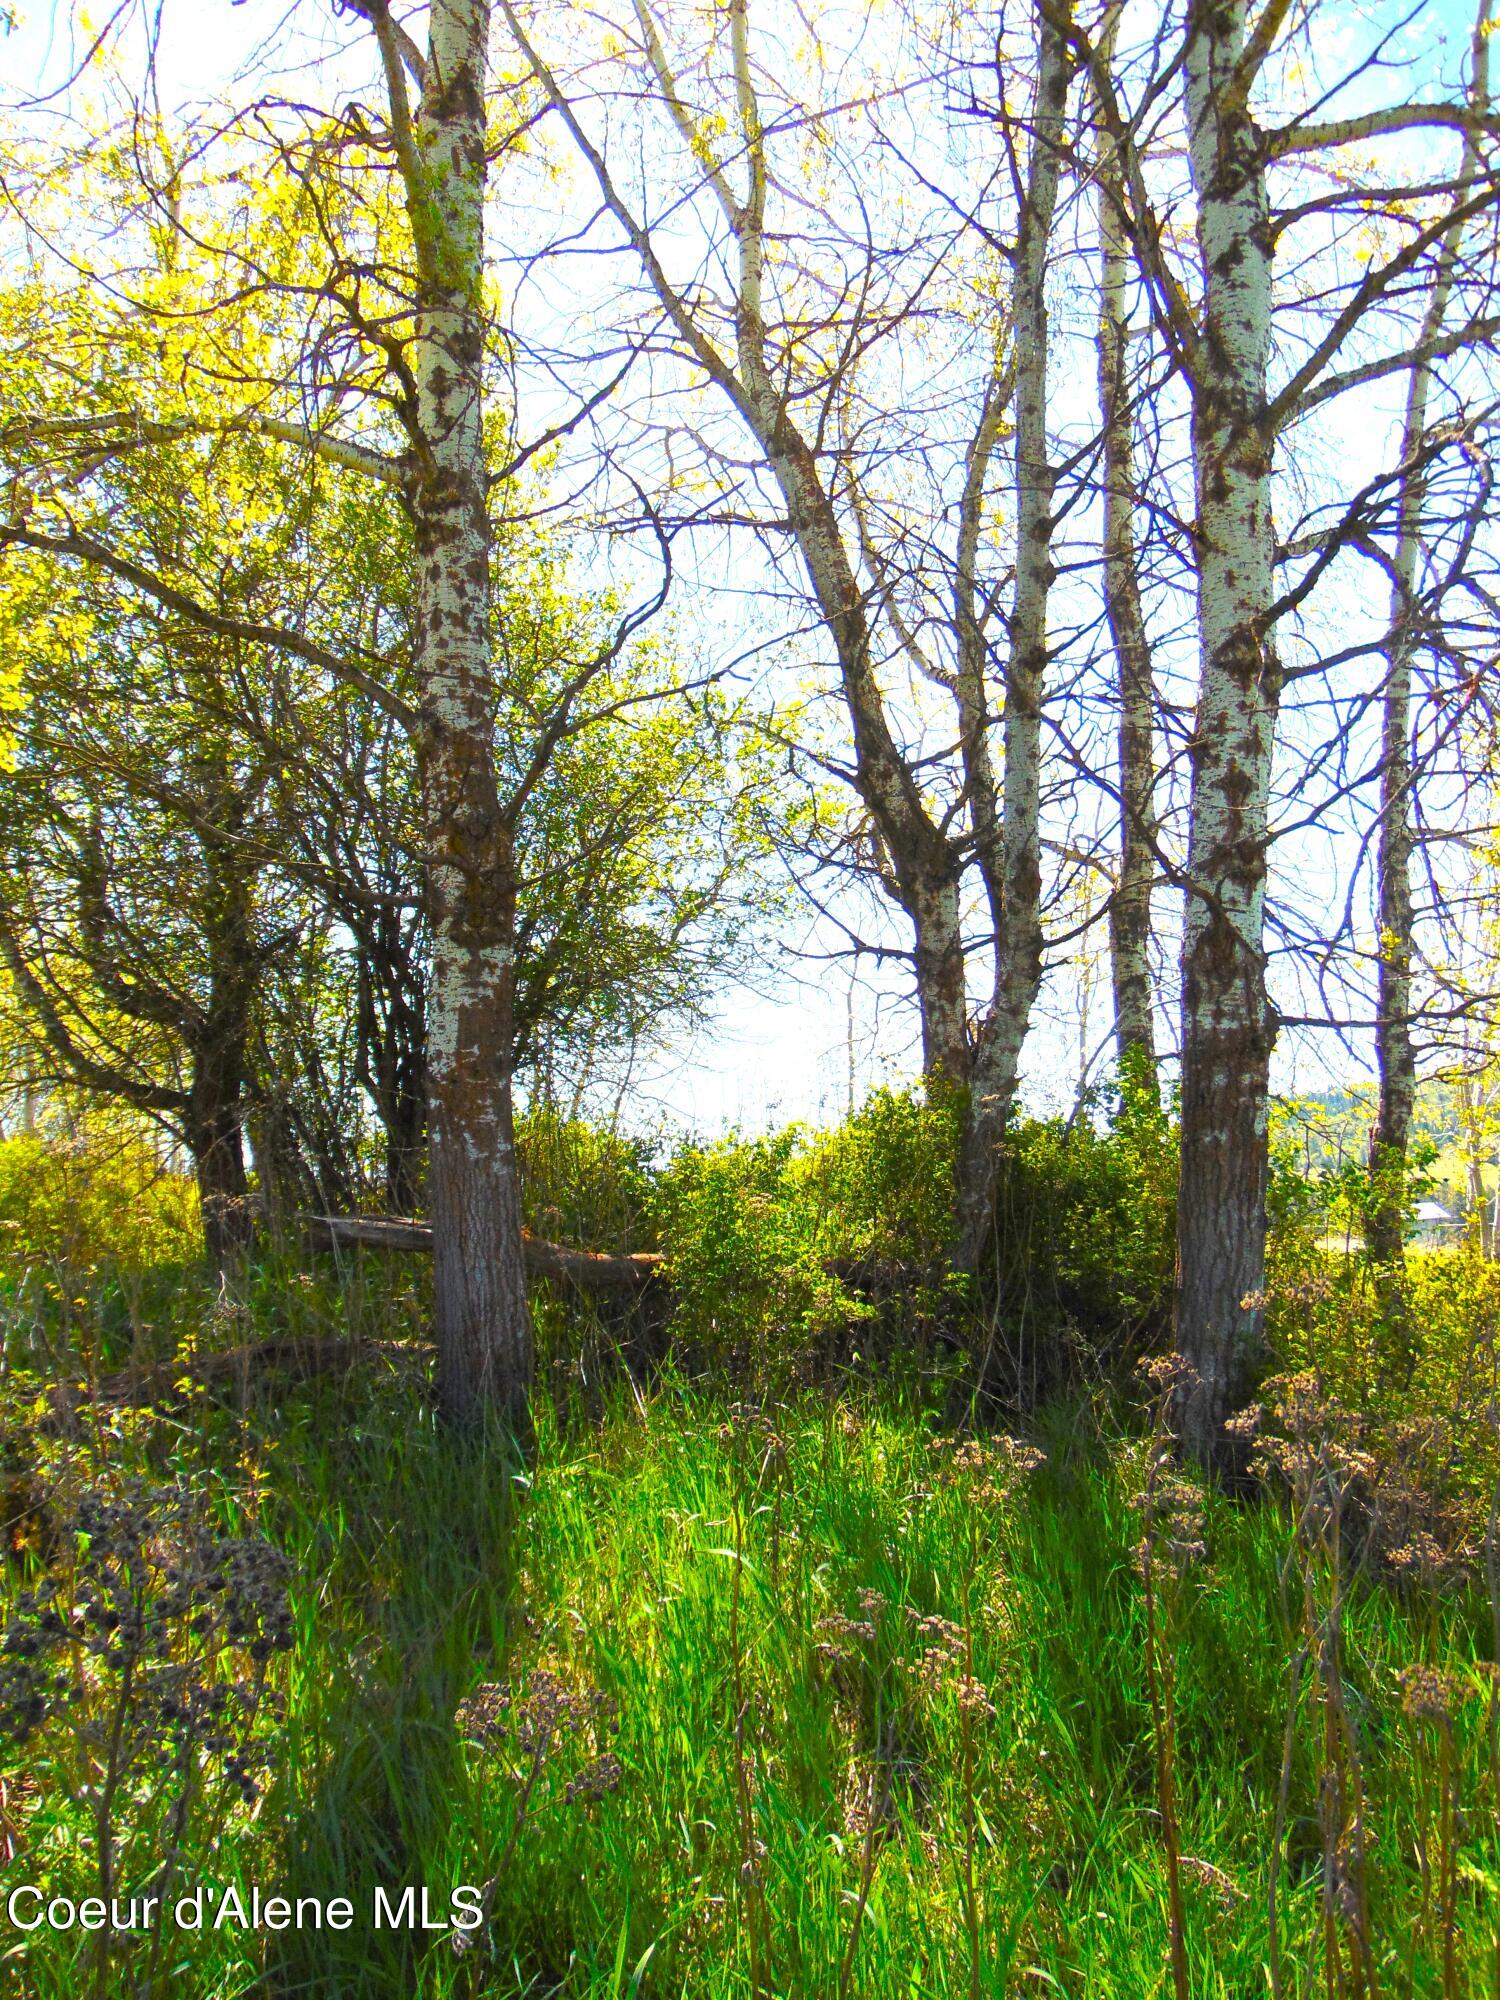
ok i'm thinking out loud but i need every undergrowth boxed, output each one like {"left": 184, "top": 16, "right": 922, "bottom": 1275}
{"left": 0, "top": 1079, "right": 1498, "bottom": 1995}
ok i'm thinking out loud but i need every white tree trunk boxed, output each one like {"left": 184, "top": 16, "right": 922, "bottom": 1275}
{"left": 1095, "top": 6, "right": 1158, "bottom": 1076}
{"left": 954, "top": 0, "right": 1071, "bottom": 1272}
{"left": 395, "top": 0, "right": 533, "bottom": 1430}
{"left": 1173, "top": 0, "right": 1281, "bottom": 1466}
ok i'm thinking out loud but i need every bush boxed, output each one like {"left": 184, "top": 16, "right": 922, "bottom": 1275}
{"left": 0, "top": 1119, "right": 199, "bottom": 1274}
{"left": 653, "top": 1086, "right": 962, "bottom": 1379}
{"left": 514, "top": 1107, "right": 658, "bottom": 1253}
{"left": 984, "top": 1056, "right": 1177, "bottom": 1392}
{"left": 651, "top": 1070, "right": 1180, "bottom": 1393}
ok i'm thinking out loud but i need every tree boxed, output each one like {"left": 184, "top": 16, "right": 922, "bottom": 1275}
{"left": 1368, "top": 0, "right": 1495, "bottom": 1269}
{"left": 1079, "top": 0, "right": 1500, "bottom": 1462}
{"left": 0, "top": 86, "right": 774, "bottom": 1303}
{"left": 496, "top": 0, "right": 1079, "bottom": 1272}
{"left": 1, "top": 2, "right": 642, "bottom": 1430}
{"left": 0, "top": 447, "right": 298, "bottom": 1269}
{"left": 1092, "top": 0, "right": 1159, "bottom": 1079}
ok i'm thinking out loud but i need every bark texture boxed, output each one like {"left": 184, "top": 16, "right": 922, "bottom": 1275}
{"left": 392, "top": 0, "right": 533, "bottom": 1432}
{"left": 1173, "top": 0, "right": 1281, "bottom": 1466}
{"left": 953, "top": 0, "right": 1072, "bottom": 1272}
{"left": 189, "top": 1044, "right": 253, "bottom": 1269}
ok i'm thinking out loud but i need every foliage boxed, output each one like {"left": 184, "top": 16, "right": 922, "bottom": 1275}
{"left": 515, "top": 1106, "right": 659, "bottom": 1254}
{"left": 653, "top": 1085, "right": 963, "bottom": 1378}
{"left": 0, "top": 1100, "right": 1496, "bottom": 1996}
{"left": 0, "top": 141, "right": 790, "bottom": 1228}
{"left": 646, "top": 1069, "right": 1177, "bottom": 1390}
{"left": 0, "top": 1118, "right": 198, "bottom": 1274}
{"left": 985, "top": 1056, "right": 1178, "bottom": 1389}
{"left": 1264, "top": 1229, "right": 1500, "bottom": 1537}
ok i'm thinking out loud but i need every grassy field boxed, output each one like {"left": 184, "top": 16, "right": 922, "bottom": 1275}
{"left": 1, "top": 1250, "right": 1498, "bottom": 1999}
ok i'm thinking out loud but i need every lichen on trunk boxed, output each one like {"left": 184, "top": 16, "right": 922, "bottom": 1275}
{"left": 1173, "top": 0, "right": 1281, "bottom": 1468}
{"left": 384, "top": 0, "right": 534, "bottom": 1433}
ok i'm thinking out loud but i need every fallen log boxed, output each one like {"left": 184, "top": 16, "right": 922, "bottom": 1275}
{"left": 303, "top": 1214, "right": 664, "bottom": 1292}
{"left": 303, "top": 1217, "right": 934, "bottom": 1301}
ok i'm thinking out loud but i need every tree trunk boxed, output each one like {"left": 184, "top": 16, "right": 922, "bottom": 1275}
{"left": 1095, "top": 5, "right": 1158, "bottom": 1078}
{"left": 1367, "top": 554, "right": 1419, "bottom": 1273}
{"left": 1172, "top": 0, "right": 1281, "bottom": 1468}
{"left": 394, "top": 0, "right": 533, "bottom": 1432}
{"left": 245, "top": 1085, "right": 322, "bottom": 1228}
{"left": 383, "top": 1050, "right": 426, "bottom": 1218}
{"left": 191, "top": 810, "right": 260, "bottom": 1269}
{"left": 509, "top": 0, "right": 1064, "bottom": 1272}
{"left": 909, "top": 878, "right": 970, "bottom": 1083}
{"left": 356, "top": 950, "right": 427, "bottom": 1214}
{"left": 953, "top": 0, "right": 1071, "bottom": 1273}
{"left": 188, "top": 1045, "right": 252, "bottom": 1270}
{"left": 523, "top": 0, "right": 972, "bottom": 1083}
{"left": 1368, "top": 0, "right": 1492, "bottom": 1267}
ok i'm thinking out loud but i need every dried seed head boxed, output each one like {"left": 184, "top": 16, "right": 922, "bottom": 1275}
{"left": 565, "top": 1751, "right": 623, "bottom": 1805}
{"left": 1181, "top": 1856, "right": 1243, "bottom": 1912}
{"left": 1396, "top": 1663, "right": 1463, "bottom": 1724}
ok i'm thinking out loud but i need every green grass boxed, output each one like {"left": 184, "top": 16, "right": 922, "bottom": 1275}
{"left": 2, "top": 1273, "right": 1498, "bottom": 2000}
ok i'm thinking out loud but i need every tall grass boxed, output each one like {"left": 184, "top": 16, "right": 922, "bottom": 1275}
{"left": 3, "top": 1084, "right": 1498, "bottom": 1996}
{"left": 3, "top": 1304, "right": 1497, "bottom": 1997}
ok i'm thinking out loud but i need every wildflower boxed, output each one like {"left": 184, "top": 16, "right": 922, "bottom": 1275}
{"left": 1139, "top": 1354, "right": 1197, "bottom": 1395}
{"left": 455, "top": 1681, "right": 510, "bottom": 1745}
{"left": 910, "top": 1613, "right": 995, "bottom": 1718}
{"left": 565, "top": 1751, "right": 623, "bottom": 1804}
{"left": 930, "top": 1433, "right": 1045, "bottom": 1506}
{"left": 1132, "top": 1448, "right": 1207, "bottom": 1576}
{"left": 1222, "top": 1405, "right": 1264, "bottom": 1442}
{"left": 1385, "top": 1533, "right": 1465, "bottom": 1591}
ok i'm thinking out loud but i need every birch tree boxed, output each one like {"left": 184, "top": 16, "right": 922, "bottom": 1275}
{"left": 1092, "top": 1, "right": 1158, "bottom": 1078}
{"left": 1080, "top": 0, "right": 1500, "bottom": 1462}
{"left": 1, "top": 2, "right": 657, "bottom": 1429}
{"left": 329, "top": 0, "right": 531, "bottom": 1430}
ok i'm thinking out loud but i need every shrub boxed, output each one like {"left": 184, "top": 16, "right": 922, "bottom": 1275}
{"left": 984, "top": 1056, "right": 1177, "bottom": 1391}
{"left": 652, "top": 1071, "right": 1181, "bottom": 1392}
{"left": 0, "top": 1119, "right": 199, "bottom": 1274}
{"left": 652, "top": 1126, "right": 842, "bottom": 1376}
{"left": 514, "top": 1107, "right": 657, "bottom": 1253}
{"left": 653, "top": 1086, "right": 962, "bottom": 1379}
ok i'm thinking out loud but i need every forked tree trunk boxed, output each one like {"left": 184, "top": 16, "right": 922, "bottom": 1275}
{"left": 386, "top": 0, "right": 533, "bottom": 1432}
{"left": 1095, "top": 5, "right": 1158, "bottom": 1078}
{"left": 1368, "top": 0, "right": 1492, "bottom": 1268}
{"left": 1173, "top": 0, "right": 1281, "bottom": 1468}
{"left": 516, "top": 0, "right": 993, "bottom": 1178}
{"left": 512, "top": 0, "right": 1066, "bottom": 1278}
